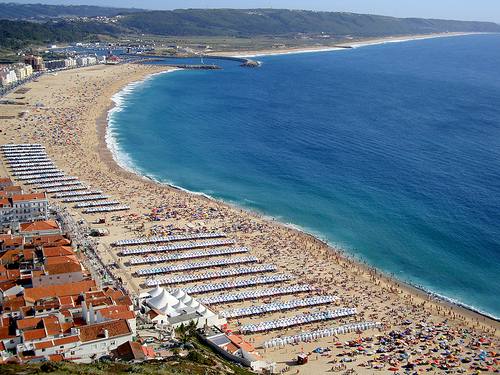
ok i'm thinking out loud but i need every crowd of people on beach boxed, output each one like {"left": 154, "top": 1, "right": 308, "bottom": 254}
{"left": 3, "top": 63, "right": 498, "bottom": 374}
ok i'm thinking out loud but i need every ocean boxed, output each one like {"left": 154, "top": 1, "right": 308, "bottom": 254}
{"left": 108, "top": 34, "right": 500, "bottom": 319}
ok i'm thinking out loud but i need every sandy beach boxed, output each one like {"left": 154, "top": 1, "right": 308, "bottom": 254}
{"left": 0, "top": 49, "right": 499, "bottom": 373}
{"left": 214, "top": 32, "right": 484, "bottom": 58}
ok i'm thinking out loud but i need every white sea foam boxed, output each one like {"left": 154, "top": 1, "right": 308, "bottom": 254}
{"left": 105, "top": 69, "right": 181, "bottom": 179}
{"left": 410, "top": 285, "right": 499, "bottom": 321}
{"left": 104, "top": 43, "right": 499, "bottom": 320}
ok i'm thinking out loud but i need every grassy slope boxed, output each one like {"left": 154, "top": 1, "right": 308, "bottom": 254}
{"left": 118, "top": 9, "right": 500, "bottom": 37}
{"left": 0, "top": 3, "right": 145, "bottom": 20}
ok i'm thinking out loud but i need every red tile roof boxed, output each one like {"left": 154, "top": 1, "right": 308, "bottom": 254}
{"left": 78, "top": 320, "right": 131, "bottom": 343}
{"left": 0, "top": 267, "right": 21, "bottom": 282}
{"left": 2, "top": 295, "right": 25, "bottom": 312}
{"left": 20, "top": 220, "right": 59, "bottom": 233}
{"left": 113, "top": 341, "right": 145, "bottom": 361}
{"left": 0, "top": 235, "right": 24, "bottom": 248}
{"left": 33, "top": 333, "right": 80, "bottom": 350}
{"left": 23, "top": 328, "right": 46, "bottom": 341}
{"left": 1, "top": 185, "right": 22, "bottom": 193}
{"left": 23, "top": 280, "right": 97, "bottom": 303}
{"left": 0, "top": 249, "right": 22, "bottom": 264}
{"left": 42, "top": 246, "right": 74, "bottom": 258}
{"left": 11, "top": 193, "right": 46, "bottom": 202}
{"left": 0, "top": 280, "right": 16, "bottom": 292}
{"left": 23, "top": 249, "right": 34, "bottom": 261}
{"left": 34, "top": 340, "right": 54, "bottom": 350}
{"left": 44, "top": 255, "right": 81, "bottom": 275}
{"left": 48, "top": 354, "right": 63, "bottom": 362}
{"left": 27, "top": 235, "right": 71, "bottom": 248}
{"left": 17, "top": 317, "right": 43, "bottom": 330}
{"left": 225, "top": 342, "right": 239, "bottom": 354}
{"left": 45, "top": 255, "right": 79, "bottom": 265}
{"left": 0, "top": 326, "right": 15, "bottom": 340}
{"left": 228, "top": 334, "right": 256, "bottom": 352}
{"left": 58, "top": 295, "right": 76, "bottom": 308}
{"left": 43, "top": 316, "right": 62, "bottom": 336}
{"left": 142, "top": 345, "right": 155, "bottom": 358}
{"left": 97, "top": 305, "right": 135, "bottom": 321}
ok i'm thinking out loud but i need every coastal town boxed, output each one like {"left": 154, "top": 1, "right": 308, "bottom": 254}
{"left": 0, "top": 41, "right": 499, "bottom": 375}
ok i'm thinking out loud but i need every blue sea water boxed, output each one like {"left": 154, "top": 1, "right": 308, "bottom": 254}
{"left": 108, "top": 34, "right": 500, "bottom": 318}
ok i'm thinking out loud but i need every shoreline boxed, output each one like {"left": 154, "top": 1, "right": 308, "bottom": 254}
{"left": 219, "top": 31, "right": 489, "bottom": 58}
{"left": 1, "top": 45, "right": 498, "bottom": 372}
{"left": 102, "top": 61, "right": 499, "bottom": 325}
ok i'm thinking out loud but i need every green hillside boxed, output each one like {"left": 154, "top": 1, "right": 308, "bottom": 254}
{"left": 1, "top": 7, "right": 499, "bottom": 52}
{"left": 118, "top": 9, "right": 500, "bottom": 37}
{"left": 0, "top": 2, "right": 145, "bottom": 20}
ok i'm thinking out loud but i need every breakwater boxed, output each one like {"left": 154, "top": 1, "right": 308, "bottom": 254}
{"left": 124, "top": 53, "right": 260, "bottom": 68}
{"left": 202, "top": 55, "right": 261, "bottom": 67}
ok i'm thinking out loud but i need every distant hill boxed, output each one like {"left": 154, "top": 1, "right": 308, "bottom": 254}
{"left": 118, "top": 9, "right": 500, "bottom": 37}
{"left": 1, "top": 7, "right": 499, "bottom": 51}
{"left": 0, "top": 2, "right": 145, "bottom": 20}
{"left": 0, "top": 19, "right": 120, "bottom": 49}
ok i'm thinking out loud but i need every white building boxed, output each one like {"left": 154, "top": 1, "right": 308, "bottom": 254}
{"left": 0, "top": 68, "right": 18, "bottom": 87}
{"left": 0, "top": 193, "right": 49, "bottom": 225}
{"left": 13, "top": 64, "right": 33, "bottom": 81}
{"left": 31, "top": 319, "right": 134, "bottom": 363}
{"left": 64, "top": 58, "right": 77, "bottom": 68}
{"left": 141, "top": 287, "right": 226, "bottom": 330}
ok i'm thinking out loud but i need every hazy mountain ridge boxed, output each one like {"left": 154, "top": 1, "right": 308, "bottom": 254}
{"left": 1, "top": 5, "right": 499, "bottom": 51}
{"left": 119, "top": 9, "right": 500, "bottom": 36}
{"left": 0, "top": 2, "right": 146, "bottom": 19}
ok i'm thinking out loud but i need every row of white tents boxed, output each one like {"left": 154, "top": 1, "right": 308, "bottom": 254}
{"left": 26, "top": 176, "right": 78, "bottom": 185}
{"left": 262, "top": 321, "right": 382, "bottom": 348}
{"left": 9, "top": 161, "right": 54, "bottom": 168}
{"left": 83, "top": 205, "right": 130, "bottom": 213}
{"left": 129, "top": 247, "right": 249, "bottom": 265}
{"left": 35, "top": 180, "right": 82, "bottom": 189}
{"left": 75, "top": 200, "right": 120, "bottom": 208}
{"left": 2, "top": 143, "right": 129, "bottom": 214}
{"left": 241, "top": 308, "right": 357, "bottom": 334}
{"left": 15, "top": 171, "right": 64, "bottom": 179}
{"left": 182, "top": 274, "right": 294, "bottom": 294}
{"left": 221, "top": 296, "right": 337, "bottom": 318}
{"left": 2, "top": 149, "right": 47, "bottom": 158}
{"left": 145, "top": 264, "right": 277, "bottom": 286}
{"left": 113, "top": 232, "right": 226, "bottom": 246}
{"left": 2, "top": 146, "right": 45, "bottom": 154}
{"left": 199, "top": 284, "right": 313, "bottom": 305}
{"left": 136, "top": 255, "right": 259, "bottom": 276}
{"left": 6, "top": 156, "right": 51, "bottom": 163}
{"left": 8, "top": 165, "right": 55, "bottom": 172}
{"left": 63, "top": 194, "right": 110, "bottom": 203}
{"left": 53, "top": 189, "right": 103, "bottom": 198}
{"left": 47, "top": 185, "right": 88, "bottom": 193}
{"left": 121, "top": 239, "right": 236, "bottom": 256}
{"left": 10, "top": 162, "right": 54, "bottom": 169}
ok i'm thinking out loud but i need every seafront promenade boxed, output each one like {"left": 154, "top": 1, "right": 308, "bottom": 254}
{"left": 0, "top": 62, "right": 498, "bottom": 373}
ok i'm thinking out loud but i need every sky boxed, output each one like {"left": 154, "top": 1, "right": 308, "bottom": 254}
{"left": 2, "top": 0, "right": 500, "bottom": 23}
